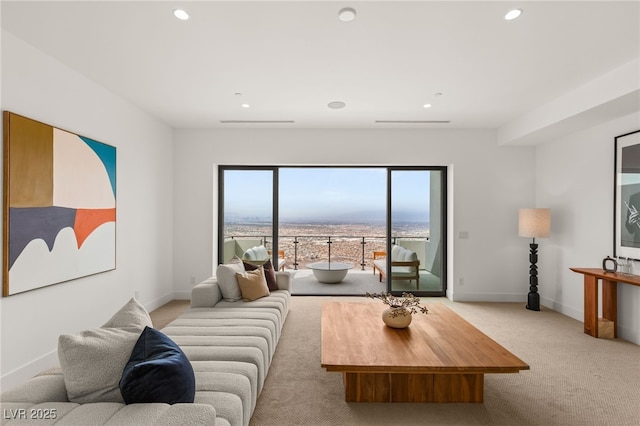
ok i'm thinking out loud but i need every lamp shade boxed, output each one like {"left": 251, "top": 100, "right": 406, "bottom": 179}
{"left": 518, "top": 208, "right": 551, "bottom": 238}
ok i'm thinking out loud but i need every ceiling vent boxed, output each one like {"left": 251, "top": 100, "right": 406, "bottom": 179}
{"left": 220, "top": 120, "right": 295, "bottom": 124}
{"left": 375, "top": 120, "right": 451, "bottom": 124}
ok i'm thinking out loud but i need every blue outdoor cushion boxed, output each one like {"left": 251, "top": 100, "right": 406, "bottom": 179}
{"left": 119, "top": 326, "right": 195, "bottom": 404}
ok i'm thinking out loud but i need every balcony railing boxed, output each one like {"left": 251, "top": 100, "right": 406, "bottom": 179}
{"left": 224, "top": 234, "right": 429, "bottom": 271}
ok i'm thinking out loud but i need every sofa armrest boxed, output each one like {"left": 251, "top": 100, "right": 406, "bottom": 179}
{"left": 1, "top": 373, "right": 69, "bottom": 403}
{"left": 191, "top": 278, "right": 222, "bottom": 308}
{"left": 275, "top": 271, "right": 292, "bottom": 291}
{"left": 373, "top": 251, "right": 386, "bottom": 261}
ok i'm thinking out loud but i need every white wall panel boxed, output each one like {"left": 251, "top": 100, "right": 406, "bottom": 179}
{"left": 172, "top": 128, "right": 536, "bottom": 303}
{"left": 537, "top": 112, "right": 640, "bottom": 344}
{"left": 0, "top": 31, "right": 175, "bottom": 391}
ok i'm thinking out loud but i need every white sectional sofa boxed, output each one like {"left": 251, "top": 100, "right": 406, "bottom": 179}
{"left": 0, "top": 268, "right": 292, "bottom": 426}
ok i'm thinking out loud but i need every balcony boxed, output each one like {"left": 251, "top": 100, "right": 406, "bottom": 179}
{"left": 223, "top": 234, "right": 442, "bottom": 296}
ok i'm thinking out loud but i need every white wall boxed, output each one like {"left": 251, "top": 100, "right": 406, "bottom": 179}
{"left": 0, "top": 31, "right": 175, "bottom": 390}
{"left": 172, "top": 128, "right": 536, "bottom": 302}
{"left": 537, "top": 112, "right": 640, "bottom": 344}
{"left": 4, "top": 11, "right": 634, "bottom": 397}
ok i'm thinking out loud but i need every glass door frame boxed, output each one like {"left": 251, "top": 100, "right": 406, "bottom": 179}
{"left": 218, "top": 165, "right": 447, "bottom": 297}
{"left": 386, "top": 166, "right": 447, "bottom": 297}
{"left": 217, "top": 166, "right": 279, "bottom": 265}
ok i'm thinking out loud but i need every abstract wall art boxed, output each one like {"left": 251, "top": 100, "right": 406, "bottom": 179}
{"left": 614, "top": 129, "right": 640, "bottom": 260}
{"left": 3, "top": 112, "right": 116, "bottom": 296}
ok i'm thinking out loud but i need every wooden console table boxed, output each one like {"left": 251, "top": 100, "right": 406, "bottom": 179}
{"left": 570, "top": 268, "right": 640, "bottom": 338}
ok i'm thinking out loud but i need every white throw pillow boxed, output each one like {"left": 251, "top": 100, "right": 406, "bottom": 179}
{"left": 243, "top": 247, "right": 269, "bottom": 265}
{"left": 58, "top": 327, "right": 140, "bottom": 403}
{"left": 244, "top": 247, "right": 257, "bottom": 260}
{"left": 252, "top": 246, "right": 269, "bottom": 259}
{"left": 102, "top": 297, "right": 153, "bottom": 330}
{"left": 391, "top": 245, "right": 402, "bottom": 261}
{"left": 216, "top": 257, "right": 245, "bottom": 301}
{"left": 58, "top": 298, "right": 152, "bottom": 403}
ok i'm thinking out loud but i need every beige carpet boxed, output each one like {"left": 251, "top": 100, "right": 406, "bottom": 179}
{"left": 150, "top": 299, "right": 190, "bottom": 329}
{"left": 249, "top": 296, "right": 640, "bottom": 426}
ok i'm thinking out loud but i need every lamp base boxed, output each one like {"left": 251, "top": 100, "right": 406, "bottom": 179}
{"left": 526, "top": 292, "right": 540, "bottom": 311}
{"left": 526, "top": 241, "right": 540, "bottom": 311}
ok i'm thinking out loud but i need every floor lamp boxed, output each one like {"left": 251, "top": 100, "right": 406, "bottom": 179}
{"left": 519, "top": 208, "right": 551, "bottom": 311}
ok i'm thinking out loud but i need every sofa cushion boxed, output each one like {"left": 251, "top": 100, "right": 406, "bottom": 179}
{"left": 120, "top": 326, "right": 196, "bottom": 405}
{"left": 163, "top": 324, "right": 275, "bottom": 364}
{"left": 403, "top": 248, "right": 418, "bottom": 262}
{"left": 0, "top": 372, "right": 69, "bottom": 403}
{"left": 58, "top": 298, "right": 153, "bottom": 404}
{"left": 391, "top": 245, "right": 418, "bottom": 262}
{"left": 236, "top": 268, "right": 270, "bottom": 301}
{"left": 391, "top": 244, "right": 402, "bottom": 260}
{"left": 243, "top": 258, "right": 278, "bottom": 291}
{"left": 190, "top": 360, "right": 259, "bottom": 413}
{"left": 216, "top": 257, "right": 245, "bottom": 301}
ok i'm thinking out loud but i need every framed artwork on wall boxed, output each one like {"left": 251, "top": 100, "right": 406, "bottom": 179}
{"left": 614, "top": 129, "right": 640, "bottom": 260}
{"left": 2, "top": 111, "right": 116, "bottom": 296}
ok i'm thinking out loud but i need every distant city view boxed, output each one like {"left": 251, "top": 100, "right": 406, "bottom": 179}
{"left": 225, "top": 220, "right": 429, "bottom": 270}
{"left": 222, "top": 167, "right": 435, "bottom": 269}
{"left": 225, "top": 220, "right": 429, "bottom": 237}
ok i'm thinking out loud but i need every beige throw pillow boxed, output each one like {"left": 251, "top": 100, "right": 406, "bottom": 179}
{"left": 102, "top": 297, "right": 153, "bottom": 330}
{"left": 236, "top": 267, "right": 270, "bottom": 301}
{"left": 216, "top": 256, "right": 245, "bottom": 301}
{"left": 58, "top": 327, "right": 140, "bottom": 403}
{"left": 58, "top": 298, "right": 152, "bottom": 403}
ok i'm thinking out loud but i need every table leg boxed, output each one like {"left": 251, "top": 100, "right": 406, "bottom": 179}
{"left": 583, "top": 275, "right": 598, "bottom": 337}
{"left": 342, "top": 372, "right": 483, "bottom": 403}
{"left": 602, "top": 279, "right": 618, "bottom": 338}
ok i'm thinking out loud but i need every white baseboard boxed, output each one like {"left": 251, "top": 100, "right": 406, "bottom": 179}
{"left": 171, "top": 291, "right": 191, "bottom": 301}
{"left": 539, "top": 295, "right": 582, "bottom": 321}
{"left": 540, "top": 295, "right": 640, "bottom": 345}
{"left": 143, "top": 293, "right": 175, "bottom": 313}
{"left": 449, "top": 291, "right": 527, "bottom": 303}
{"left": 144, "top": 291, "right": 190, "bottom": 313}
{"left": 445, "top": 288, "right": 454, "bottom": 300}
{"left": 0, "top": 349, "right": 58, "bottom": 394}
{"left": 618, "top": 323, "right": 640, "bottom": 345}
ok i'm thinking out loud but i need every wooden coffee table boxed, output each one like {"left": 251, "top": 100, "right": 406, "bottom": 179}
{"left": 321, "top": 301, "right": 529, "bottom": 403}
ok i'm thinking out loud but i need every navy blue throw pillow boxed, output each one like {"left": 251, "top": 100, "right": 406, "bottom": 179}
{"left": 119, "top": 326, "right": 195, "bottom": 404}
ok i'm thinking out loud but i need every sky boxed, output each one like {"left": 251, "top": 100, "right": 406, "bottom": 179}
{"left": 223, "top": 168, "right": 433, "bottom": 222}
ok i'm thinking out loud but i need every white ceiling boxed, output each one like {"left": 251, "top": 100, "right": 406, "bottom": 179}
{"left": 2, "top": 1, "right": 639, "bottom": 130}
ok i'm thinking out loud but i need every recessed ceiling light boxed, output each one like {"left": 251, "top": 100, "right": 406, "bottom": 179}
{"left": 504, "top": 9, "right": 522, "bottom": 21}
{"left": 241, "top": 104, "right": 250, "bottom": 108}
{"left": 328, "top": 101, "right": 346, "bottom": 109}
{"left": 338, "top": 7, "right": 356, "bottom": 22}
{"left": 423, "top": 103, "right": 432, "bottom": 108}
{"left": 173, "top": 9, "right": 189, "bottom": 20}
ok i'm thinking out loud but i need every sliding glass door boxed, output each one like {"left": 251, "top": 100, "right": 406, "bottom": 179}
{"left": 218, "top": 167, "right": 277, "bottom": 264}
{"left": 388, "top": 168, "right": 446, "bottom": 295}
{"left": 219, "top": 165, "right": 446, "bottom": 296}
